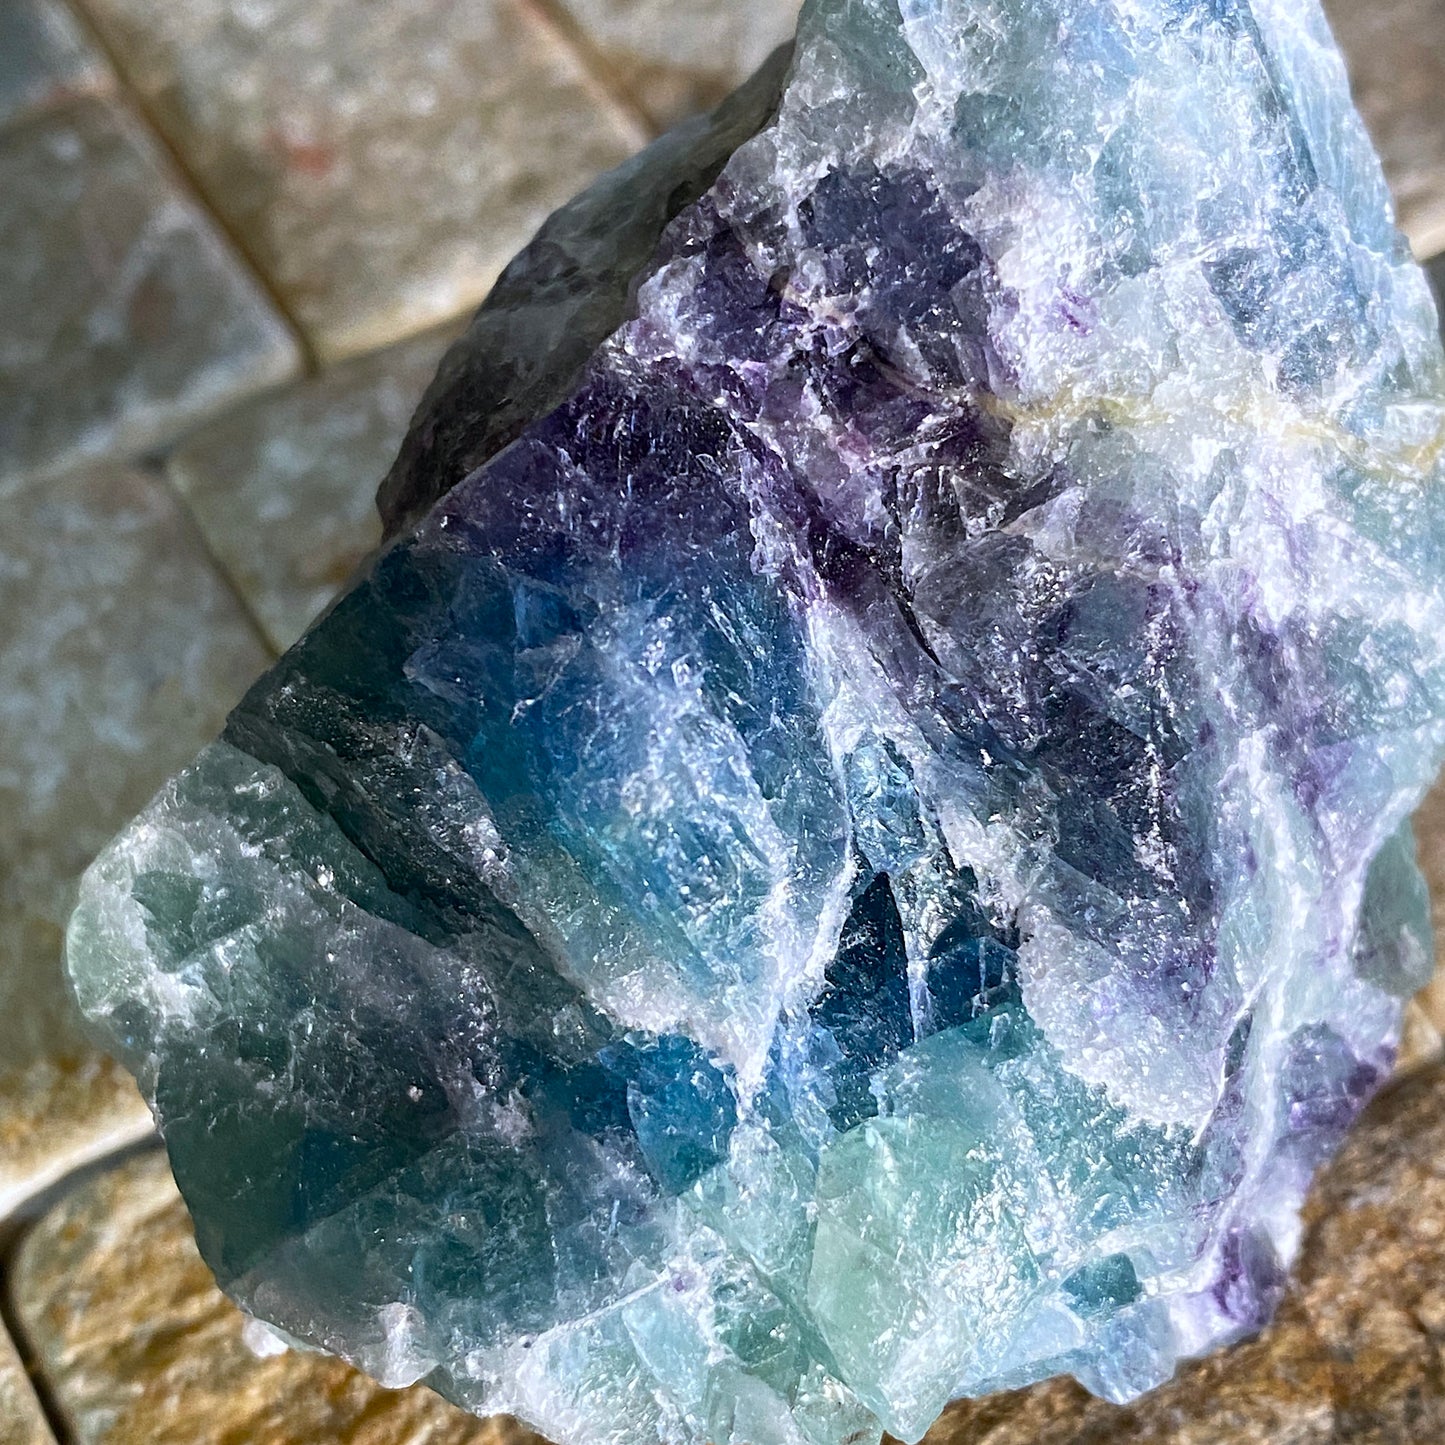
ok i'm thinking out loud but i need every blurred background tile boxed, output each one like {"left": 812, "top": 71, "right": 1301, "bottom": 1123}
{"left": 6, "top": 1150, "right": 532, "bottom": 1445}
{"left": 1325, "top": 0, "right": 1445, "bottom": 257}
{"left": 0, "top": 1321, "right": 56, "bottom": 1445}
{"left": 0, "top": 95, "right": 300, "bottom": 486}
{"left": 550, "top": 0, "right": 799, "bottom": 130}
{"left": 0, "top": 462, "right": 270, "bottom": 1217}
{"left": 0, "top": 0, "right": 111, "bottom": 130}
{"left": 168, "top": 325, "right": 458, "bottom": 654}
{"left": 69, "top": 0, "right": 647, "bottom": 362}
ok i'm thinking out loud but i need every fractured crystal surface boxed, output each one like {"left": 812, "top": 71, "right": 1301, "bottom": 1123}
{"left": 66, "top": 1, "right": 1445, "bottom": 1443}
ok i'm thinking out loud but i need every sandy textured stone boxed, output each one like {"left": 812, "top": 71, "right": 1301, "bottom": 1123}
{"left": 168, "top": 326, "right": 458, "bottom": 653}
{"left": 0, "top": 1055, "right": 150, "bottom": 1225}
{"left": 0, "top": 1323, "right": 55, "bottom": 1445}
{"left": 1396, "top": 993, "right": 1443, "bottom": 1072}
{"left": 0, "top": 462, "right": 270, "bottom": 1216}
{"left": 70, "top": 0, "right": 645, "bottom": 362}
{"left": 0, "top": 0, "right": 109, "bottom": 129}
{"left": 919, "top": 1060, "right": 1445, "bottom": 1445}
{"left": 7, "top": 1150, "right": 536, "bottom": 1445}
{"left": 554, "top": 0, "right": 799, "bottom": 130}
{"left": 1406, "top": 774, "right": 1445, "bottom": 1068}
{"left": 0, "top": 95, "right": 300, "bottom": 485}
{"left": 1325, "top": 0, "right": 1445, "bottom": 258}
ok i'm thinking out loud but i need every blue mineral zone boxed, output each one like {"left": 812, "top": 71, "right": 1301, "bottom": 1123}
{"left": 66, "top": 0, "right": 1445, "bottom": 1442}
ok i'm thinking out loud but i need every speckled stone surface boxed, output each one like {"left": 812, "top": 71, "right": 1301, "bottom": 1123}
{"left": 0, "top": 462, "right": 269, "bottom": 1216}
{"left": 919, "top": 1059, "right": 1445, "bottom": 1445}
{"left": 1324, "top": 0, "right": 1445, "bottom": 258}
{"left": 0, "top": 0, "right": 109, "bottom": 129}
{"left": 0, "top": 94, "right": 299, "bottom": 485}
{"left": 554, "top": 0, "right": 799, "bottom": 129}
{"left": 0, "top": 1323, "right": 55, "bottom": 1445}
{"left": 168, "top": 325, "right": 458, "bottom": 654}
{"left": 69, "top": 0, "right": 645, "bottom": 361}
{"left": 0, "top": 1054, "right": 149, "bottom": 1226}
{"left": 6, "top": 1150, "right": 532, "bottom": 1445}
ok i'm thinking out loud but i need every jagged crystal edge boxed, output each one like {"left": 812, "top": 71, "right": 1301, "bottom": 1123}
{"left": 67, "top": 1, "right": 1445, "bottom": 1443}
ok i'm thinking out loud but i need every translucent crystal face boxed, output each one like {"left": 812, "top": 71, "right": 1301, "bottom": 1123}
{"left": 67, "top": 1, "right": 1445, "bottom": 1443}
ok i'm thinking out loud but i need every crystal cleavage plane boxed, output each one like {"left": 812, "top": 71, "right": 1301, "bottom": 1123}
{"left": 67, "top": 1, "right": 1445, "bottom": 1442}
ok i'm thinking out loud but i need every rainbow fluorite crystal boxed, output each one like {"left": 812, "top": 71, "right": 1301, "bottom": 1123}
{"left": 67, "top": 2, "right": 1445, "bottom": 1443}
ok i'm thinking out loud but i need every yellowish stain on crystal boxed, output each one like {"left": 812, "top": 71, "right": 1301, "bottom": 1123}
{"left": 982, "top": 378, "right": 1445, "bottom": 489}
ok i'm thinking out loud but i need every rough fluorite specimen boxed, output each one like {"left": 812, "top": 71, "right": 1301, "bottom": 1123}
{"left": 66, "top": 2, "right": 1445, "bottom": 1443}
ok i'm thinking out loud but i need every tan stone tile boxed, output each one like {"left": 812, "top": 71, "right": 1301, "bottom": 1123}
{"left": 551, "top": 0, "right": 799, "bottom": 131}
{"left": 71, "top": 0, "right": 645, "bottom": 363}
{"left": 169, "top": 325, "right": 458, "bottom": 654}
{"left": 1407, "top": 771, "right": 1445, "bottom": 1064}
{"left": 920, "top": 1060, "right": 1445, "bottom": 1445}
{"left": 1326, "top": 0, "right": 1445, "bottom": 258}
{"left": 1396, "top": 995, "right": 1442, "bottom": 1072}
{"left": 0, "top": 462, "right": 271, "bottom": 1217}
{"left": 0, "top": 94, "right": 300, "bottom": 486}
{"left": 7, "top": 1151, "right": 535, "bottom": 1445}
{"left": 0, "top": 0, "right": 110, "bottom": 130}
{"left": 0, "top": 1321, "right": 56, "bottom": 1445}
{"left": 0, "top": 1056, "right": 149, "bottom": 1226}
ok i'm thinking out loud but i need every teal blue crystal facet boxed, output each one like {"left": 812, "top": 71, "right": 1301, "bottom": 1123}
{"left": 66, "top": 2, "right": 1445, "bottom": 1442}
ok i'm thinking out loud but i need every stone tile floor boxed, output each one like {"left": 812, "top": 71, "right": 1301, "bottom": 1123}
{"left": 71, "top": 0, "right": 649, "bottom": 363}
{"left": 1, "top": 0, "right": 1445, "bottom": 1442}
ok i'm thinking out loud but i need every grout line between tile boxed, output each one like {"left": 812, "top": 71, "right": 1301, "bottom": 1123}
{"left": 0, "top": 1136, "right": 163, "bottom": 1264}
{"left": 0, "top": 1287, "right": 72, "bottom": 1445}
{"left": 514, "top": 0, "right": 659, "bottom": 141}
{"left": 0, "top": 1134, "right": 167, "bottom": 1445}
{"left": 56, "top": 0, "right": 319, "bottom": 375}
{"left": 144, "top": 455, "right": 286, "bottom": 663}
